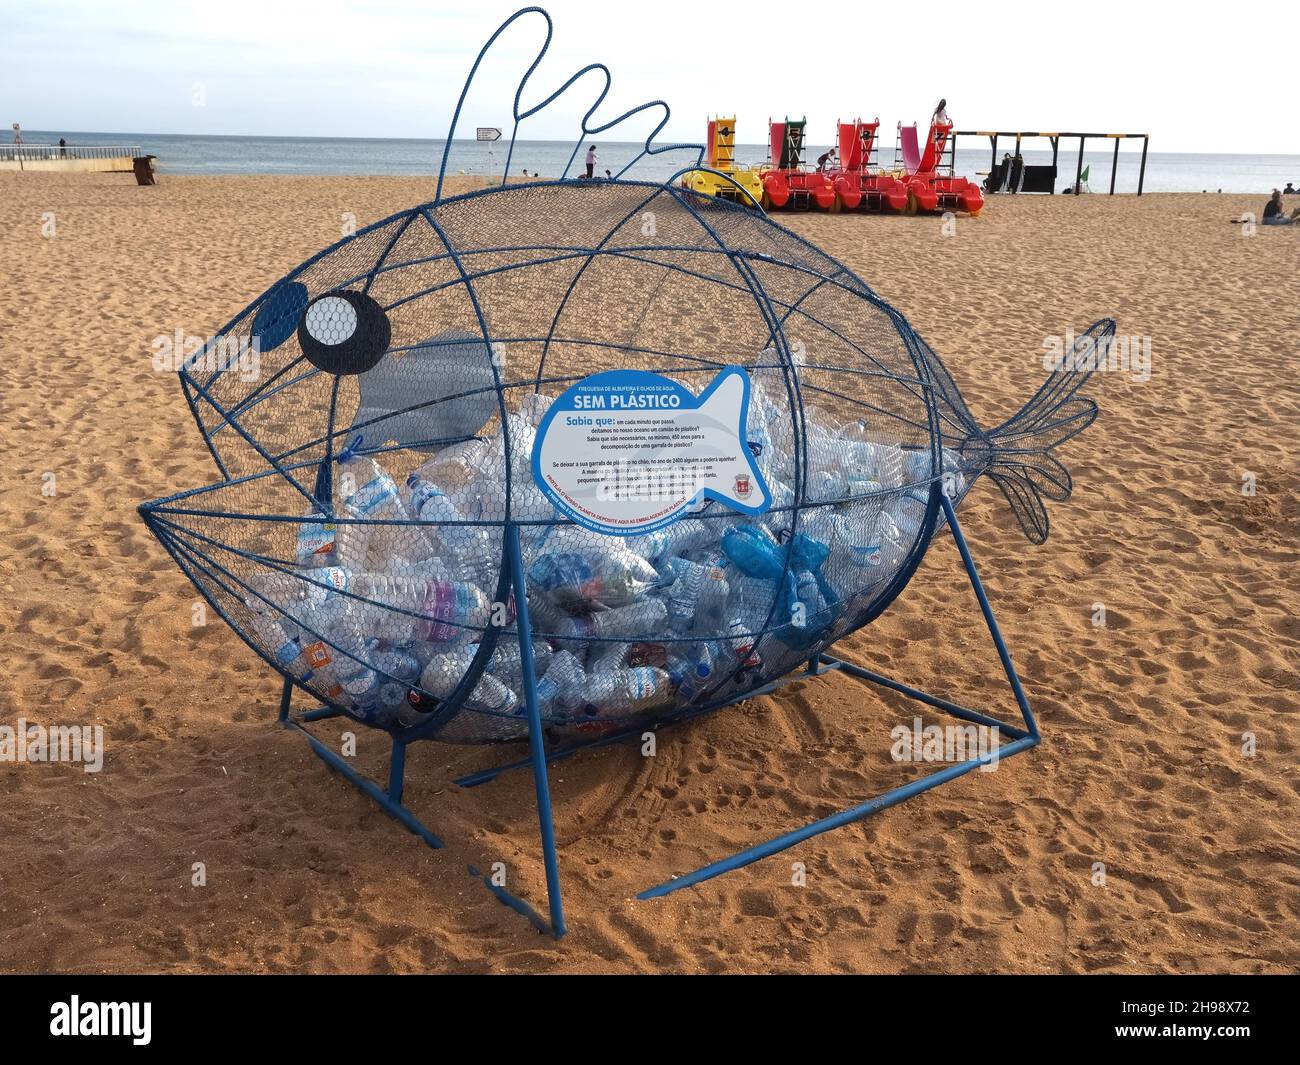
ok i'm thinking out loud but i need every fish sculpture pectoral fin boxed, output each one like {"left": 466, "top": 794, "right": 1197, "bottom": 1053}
{"left": 964, "top": 318, "right": 1115, "bottom": 545}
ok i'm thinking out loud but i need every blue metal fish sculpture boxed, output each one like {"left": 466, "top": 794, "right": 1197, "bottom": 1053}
{"left": 140, "top": 6, "right": 1114, "bottom": 751}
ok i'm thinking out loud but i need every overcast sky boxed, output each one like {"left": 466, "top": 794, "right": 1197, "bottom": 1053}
{"left": 3, "top": 0, "right": 1289, "bottom": 154}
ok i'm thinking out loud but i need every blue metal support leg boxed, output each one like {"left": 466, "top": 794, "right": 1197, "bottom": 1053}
{"left": 637, "top": 492, "right": 1041, "bottom": 899}
{"left": 277, "top": 675, "right": 293, "bottom": 723}
{"left": 282, "top": 718, "right": 444, "bottom": 849}
{"left": 506, "top": 523, "right": 568, "bottom": 938}
{"left": 388, "top": 738, "right": 407, "bottom": 804}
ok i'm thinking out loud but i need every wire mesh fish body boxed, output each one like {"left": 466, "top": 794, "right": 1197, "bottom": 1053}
{"left": 141, "top": 177, "right": 1112, "bottom": 743}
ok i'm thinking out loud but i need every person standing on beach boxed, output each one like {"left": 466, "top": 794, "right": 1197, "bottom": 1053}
{"left": 585, "top": 144, "right": 597, "bottom": 179}
{"left": 11, "top": 123, "right": 22, "bottom": 144}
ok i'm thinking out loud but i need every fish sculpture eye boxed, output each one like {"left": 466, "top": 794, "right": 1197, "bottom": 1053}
{"left": 297, "top": 289, "right": 391, "bottom": 375}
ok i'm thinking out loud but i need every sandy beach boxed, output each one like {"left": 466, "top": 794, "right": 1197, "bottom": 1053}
{"left": 0, "top": 171, "right": 1296, "bottom": 974}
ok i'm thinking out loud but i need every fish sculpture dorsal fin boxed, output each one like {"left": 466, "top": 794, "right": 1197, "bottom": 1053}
{"left": 436, "top": 6, "right": 706, "bottom": 199}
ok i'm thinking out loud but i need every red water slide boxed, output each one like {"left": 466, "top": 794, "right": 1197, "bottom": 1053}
{"left": 831, "top": 118, "right": 908, "bottom": 212}
{"left": 898, "top": 120, "right": 983, "bottom": 215}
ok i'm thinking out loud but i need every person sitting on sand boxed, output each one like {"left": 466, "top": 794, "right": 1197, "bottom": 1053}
{"left": 1262, "top": 189, "right": 1300, "bottom": 225}
{"left": 1284, "top": 182, "right": 1297, "bottom": 195}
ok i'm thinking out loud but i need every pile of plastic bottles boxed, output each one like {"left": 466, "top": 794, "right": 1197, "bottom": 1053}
{"left": 240, "top": 375, "right": 966, "bottom": 741}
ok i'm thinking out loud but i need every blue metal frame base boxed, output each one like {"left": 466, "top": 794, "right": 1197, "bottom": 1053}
{"left": 274, "top": 492, "right": 1041, "bottom": 936}
{"left": 281, "top": 712, "right": 444, "bottom": 850}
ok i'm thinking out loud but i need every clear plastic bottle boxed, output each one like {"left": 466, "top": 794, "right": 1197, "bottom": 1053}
{"left": 244, "top": 604, "right": 304, "bottom": 671}
{"left": 407, "top": 647, "right": 518, "bottom": 720}
{"left": 335, "top": 448, "right": 432, "bottom": 571}
{"left": 729, "top": 574, "right": 779, "bottom": 629}
{"left": 590, "top": 597, "right": 668, "bottom": 639}
{"left": 410, "top": 438, "right": 491, "bottom": 492}
{"left": 295, "top": 511, "right": 338, "bottom": 567}
{"left": 406, "top": 474, "right": 499, "bottom": 585}
{"left": 628, "top": 519, "right": 709, "bottom": 566}
{"left": 664, "top": 559, "right": 703, "bottom": 632}
{"left": 415, "top": 580, "right": 492, "bottom": 643}
{"left": 583, "top": 666, "right": 671, "bottom": 717}
{"left": 540, "top": 650, "right": 586, "bottom": 711}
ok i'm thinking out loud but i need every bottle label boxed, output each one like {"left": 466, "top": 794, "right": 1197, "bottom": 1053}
{"left": 851, "top": 543, "right": 883, "bottom": 567}
{"left": 351, "top": 474, "right": 399, "bottom": 515}
{"left": 303, "top": 640, "right": 333, "bottom": 669}
{"left": 406, "top": 476, "right": 443, "bottom": 514}
{"left": 627, "top": 667, "right": 658, "bottom": 701}
{"left": 418, "top": 582, "right": 467, "bottom": 642}
{"left": 296, "top": 520, "right": 337, "bottom": 563}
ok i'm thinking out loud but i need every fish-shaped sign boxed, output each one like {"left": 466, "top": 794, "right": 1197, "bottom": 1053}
{"left": 531, "top": 367, "right": 771, "bottom": 536}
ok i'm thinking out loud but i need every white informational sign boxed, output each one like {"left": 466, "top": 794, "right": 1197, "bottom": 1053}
{"left": 531, "top": 366, "right": 771, "bottom": 536}
{"left": 476, "top": 127, "right": 502, "bottom": 141}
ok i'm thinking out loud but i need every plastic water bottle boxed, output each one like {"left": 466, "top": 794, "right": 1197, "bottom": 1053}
{"left": 415, "top": 580, "right": 491, "bottom": 643}
{"left": 344, "top": 573, "right": 427, "bottom": 644}
{"left": 335, "top": 642, "right": 401, "bottom": 725}
{"left": 554, "top": 615, "right": 596, "bottom": 655}
{"left": 590, "top": 597, "right": 668, "bottom": 639}
{"left": 760, "top": 478, "right": 796, "bottom": 539}
{"left": 296, "top": 565, "right": 352, "bottom": 607}
{"left": 410, "top": 438, "right": 491, "bottom": 492}
{"left": 540, "top": 650, "right": 586, "bottom": 711}
{"left": 724, "top": 619, "right": 763, "bottom": 670}
{"left": 628, "top": 519, "right": 709, "bottom": 565}
{"left": 694, "top": 555, "right": 732, "bottom": 630}
{"left": 489, "top": 638, "right": 552, "bottom": 688}
{"left": 836, "top": 511, "right": 885, "bottom": 570}
{"left": 664, "top": 559, "right": 702, "bottom": 631}
{"left": 583, "top": 666, "right": 671, "bottom": 717}
{"left": 729, "top": 574, "right": 779, "bottom": 627}
{"left": 667, "top": 640, "right": 715, "bottom": 684}
{"left": 244, "top": 604, "right": 304, "bottom": 671}
{"left": 336, "top": 448, "right": 432, "bottom": 571}
{"left": 295, "top": 511, "right": 338, "bottom": 566}
{"left": 406, "top": 648, "right": 517, "bottom": 721}
{"left": 804, "top": 468, "right": 847, "bottom": 504}
{"left": 406, "top": 474, "right": 499, "bottom": 585}
{"left": 373, "top": 646, "right": 421, "bottom": 684}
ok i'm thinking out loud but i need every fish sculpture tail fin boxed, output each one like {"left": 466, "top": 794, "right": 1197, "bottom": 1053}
{"left": 967, "top": 318, "right": 1116, "bottom": 545}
